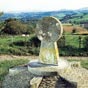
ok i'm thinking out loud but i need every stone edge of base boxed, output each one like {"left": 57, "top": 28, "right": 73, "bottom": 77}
{"left": 28, "top": 65, "right": 58, "bottom": 76}
{"left": 30, "top": 77, "right": 43, "bottom": 88}
{"left": 9, "top": 66, "right": 27, "bottom": 75}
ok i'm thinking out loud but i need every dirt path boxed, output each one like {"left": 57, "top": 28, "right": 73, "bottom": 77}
{"left": 0, "top": 55, "right": 88, "bottom": 61}
{"left": 0, "top": 55, "right": 38, "bottom": 61}
{"left": 61, "top": 56, "right": 88, "bottom": 60}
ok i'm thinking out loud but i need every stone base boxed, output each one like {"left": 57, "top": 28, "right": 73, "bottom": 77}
{"left": 9, "top": 66, "right": 27, "bottom": 75}
{"left": 3, "top": 59, "right": 87, "bottom": 88}
{"left": 28, "top": 61, "right": 58, "bottom": 76}
{"left": 2, "top": 70, "right": 34, "bottom": 88}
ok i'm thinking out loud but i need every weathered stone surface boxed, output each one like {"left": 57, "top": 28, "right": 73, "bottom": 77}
{"left": 2, "top": 70, "right": 34, "bottom": 88}
{"left": 28, "top": 58, "right": 69, "bottom": 76}
{"left": 36, "top": 16, "right": 63, "bottom": 64}
{"left": 9, "top": 66, "right": 27, "bottom": 75}
{"left": 39, "top": 41, "right": 58, "bottom": 64}
{"left": 57, "top": 66, "right": 88, "bottom": 88}
{"left": 58, "top": 59, "right": 69, "bottom": 69}
{"left": 30, "top": 77, "right": 42, "bottom": 88}
{"left": 28, "top": 61, "right": 57, "bottom": 67}
{"left": 28, "top": 64, "right": 58, "bottom": 76}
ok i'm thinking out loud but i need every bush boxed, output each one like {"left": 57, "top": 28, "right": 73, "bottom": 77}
{"left": 28, "top": 47, "right": 40, "bottom": 55}
{"left": 29, "top": 36, "right": 41, "bottom": 47}
{"left": 0, "top": 46, "right": 10, "bottom": 55}
{"left": 8, "top": 47, "right": 21, "bottom": 55}
{"left": 10, "top": 41, "right": 26, "bottom": 46}
{"left": 71, "top": 28, "right": 77, "bottom": 34}
{"left": 58, "top": 36, "right": 66, "bottom": 47}
{"left": 83, "top": 36, "right": 88, "bottom": 50}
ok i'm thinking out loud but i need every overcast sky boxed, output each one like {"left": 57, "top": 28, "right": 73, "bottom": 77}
{"left": 0, "top": 0, "right": 88, "bottom": 12}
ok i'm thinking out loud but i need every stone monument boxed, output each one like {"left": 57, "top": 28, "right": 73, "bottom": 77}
{"left": 28, "top": 16, "right": 63, "bottom": 76}
{"left": 36, "top": 16, "right": 63, "bottom": 64}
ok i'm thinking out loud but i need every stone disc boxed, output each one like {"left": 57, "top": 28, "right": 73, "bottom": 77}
{"left": 36, "top": 16, "right": 63, "bottom": 42}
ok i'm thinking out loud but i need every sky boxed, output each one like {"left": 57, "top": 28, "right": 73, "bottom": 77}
{"left": 0, "top": 0, "right": 88, "bottom": 12}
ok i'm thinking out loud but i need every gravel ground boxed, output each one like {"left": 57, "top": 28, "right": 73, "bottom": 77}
{"left": 57, "top": 67, "right": 88, "bottom": 88}
{"left": 39, "top": 76, "right": 58, "bottom": 88}
{"left": 39, "top": 76, "right": 76, "bottom": 88}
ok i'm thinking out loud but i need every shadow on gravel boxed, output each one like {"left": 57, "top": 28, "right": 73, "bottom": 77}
{"left": 56, "top": 77, "right": 77, "bottom": 88}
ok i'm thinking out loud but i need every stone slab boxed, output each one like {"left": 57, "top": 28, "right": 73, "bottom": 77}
{"left": 28, "top": 61, "right": 58, "bottom": 76}
{"left": 28, "top": 61, "right": 57, "bottom": 67}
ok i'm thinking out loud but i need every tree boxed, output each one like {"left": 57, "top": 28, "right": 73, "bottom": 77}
{"left": 78, "top": 36, "right": 82, "bottom": 49}
{"left": 0, "top": 12, "right": 3, "bottom": 16}
{"left": 0, "top": 12, "right": 4, "bottom": 34}
{"left": 29, "top": 36, "right": 41, "bottom": 47}
{"left": 72, "top": 28, "right": 77, "bottom": 34}
{"left": 1, "top": 18, "right": 35, "bottom": 35}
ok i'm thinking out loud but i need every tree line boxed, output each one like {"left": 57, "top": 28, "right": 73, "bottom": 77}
{"left": 0, "top": 18, "right": 36, "bottom": 35}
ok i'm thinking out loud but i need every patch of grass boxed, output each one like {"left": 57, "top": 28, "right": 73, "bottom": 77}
{"left": 81, "top": 60, "right": 88, "bottom": 69}
{"left": 0, "top": 59, "right": 29, "bottom": 81}
{"left": 64, "top": 35, "right": 88, "bottom": 49}
{"left": 0, "top": 34, "right": 36, "bottom": 55}
{"left": 68, "top": 59, "right": 88, "bottom": 69}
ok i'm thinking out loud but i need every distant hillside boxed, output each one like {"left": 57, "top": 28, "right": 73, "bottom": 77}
{"left": 63, "top": 25, "right": 88, "bottom": 33}
{"left": 0, "top": 7, "right": 88, "bottom": 24}
{"left": 61, "top": 11, "right": 88, "bottom": 24}
{"left": 78, "top": 7, "right": 88, "bottom": 12}
{"left": 0, "top": 11, "right": 59, "bottom": 22}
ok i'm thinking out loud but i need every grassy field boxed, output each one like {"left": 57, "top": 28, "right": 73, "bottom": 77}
{"left": 0, "top": 33, "right": 88, "bottom": 56}
{"left": 65, "top": 35, "right": 87, "bottom": 48}
{"left": 0, "top": 24, "right": 88, "bottom": 56}
{"left": 0, "top": 34, "right": 35, "bottom": 55}
{"left": 68, "top": 14, "right": 88, "bottom": 24}
{"left": 0, "top": 34, "right": 34, "bottom": 46}
{"left": 0, "top": 59, "right": 29, "bottom": 81}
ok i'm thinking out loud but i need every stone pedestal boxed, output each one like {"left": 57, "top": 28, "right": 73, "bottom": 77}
{"left": 36, "top": 16, "right": 63, "bottom": 65}
{"left": 28, "top": 61, "right": 58, "bottom": 76}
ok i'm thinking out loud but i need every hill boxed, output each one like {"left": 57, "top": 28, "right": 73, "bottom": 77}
{"left": 0, "top": 8, "right": 88, "bottom": 24}
{"left": 63, "top": 25, "right": 88, "bottom": 33}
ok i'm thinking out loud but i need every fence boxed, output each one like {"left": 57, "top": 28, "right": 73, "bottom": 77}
{"left": 58, "top": 35, "right": 88, "bottom": 56}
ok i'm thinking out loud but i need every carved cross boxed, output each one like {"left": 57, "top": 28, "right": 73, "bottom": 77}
{"left": 36, "top": 16, "right": 63, "bottom": 64}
